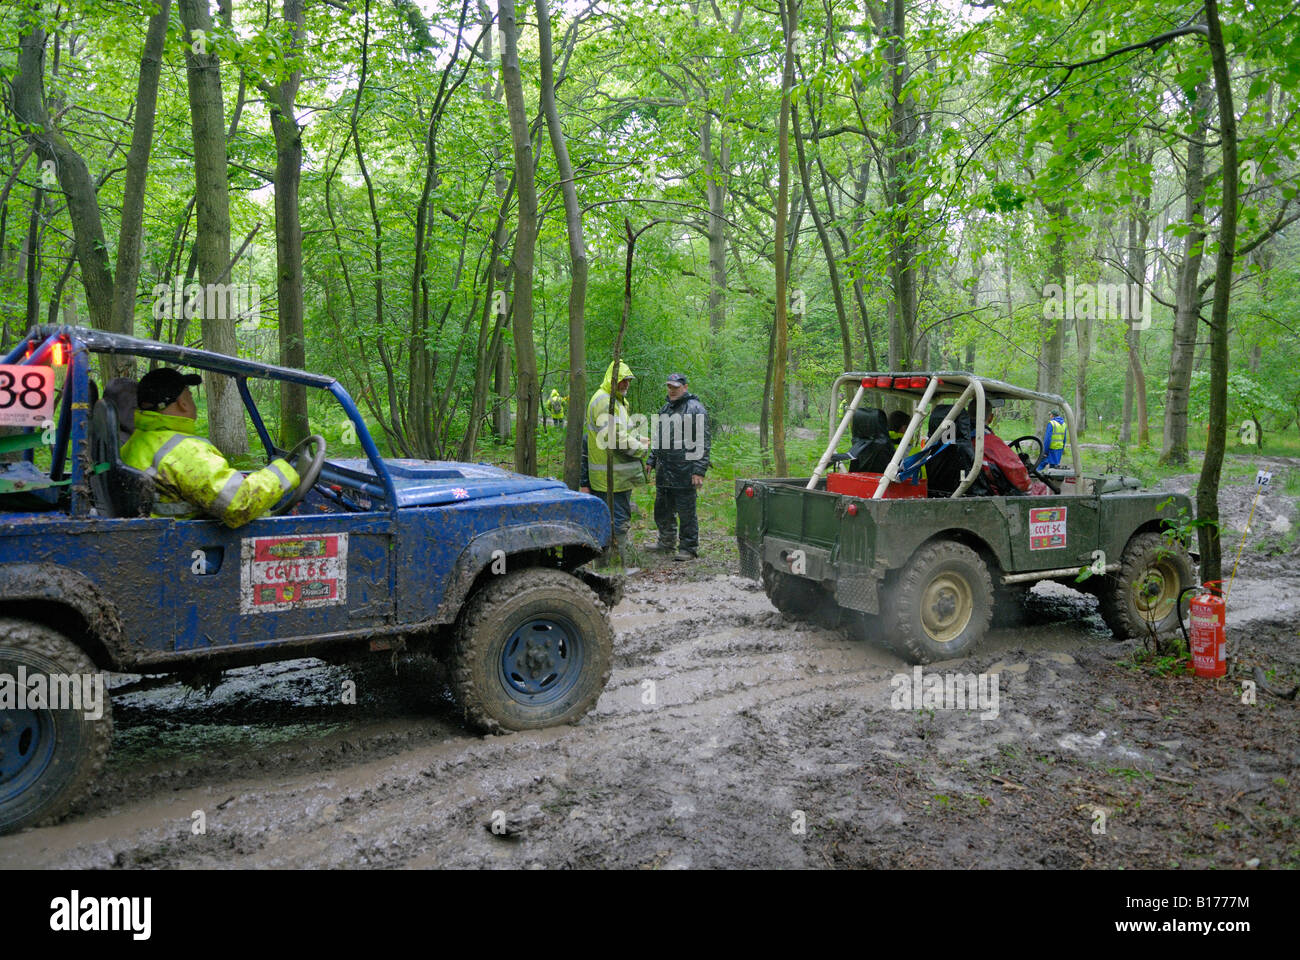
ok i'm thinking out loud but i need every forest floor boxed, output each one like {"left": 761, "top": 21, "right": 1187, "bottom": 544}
{"left": 1, "top": 475, "right": 1296, "bottom": 869}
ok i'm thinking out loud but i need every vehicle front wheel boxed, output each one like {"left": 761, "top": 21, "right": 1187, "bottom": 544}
{"left": 886, "top": 541, "right": 994, "bottom": 664}
{"left": 451, "top": 569, "right": 613, "bottom": 733}
{"left": 0, "top": 618, "right": 113, "bottom": 834}
{"left": 1098, "top": 532, "right": 1195, "bottom": 639}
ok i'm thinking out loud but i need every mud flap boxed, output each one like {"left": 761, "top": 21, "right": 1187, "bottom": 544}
{"left": 575, "top": 567, "right": 624, "bottom": 608}
{"left": 835, "top": 576, "right": 879, "bottom": 614}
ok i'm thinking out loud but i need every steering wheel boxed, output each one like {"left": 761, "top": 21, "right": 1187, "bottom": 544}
{"left": 1009, "top": 434, "right": 1042, "bottom": 464}
{"left": 1009, "top": 434, "right": 1059, "bottom": 493}
{"left": 270, "top": 434, "right": 328, "bottom": 515}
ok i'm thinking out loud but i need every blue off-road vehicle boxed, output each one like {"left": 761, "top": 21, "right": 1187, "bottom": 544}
{"left": 0, "top": 325, "right": 620, "bottom": 833}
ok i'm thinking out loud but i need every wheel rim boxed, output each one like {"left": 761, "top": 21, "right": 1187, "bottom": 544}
{"left": 498, "top": 616, "right": 586, "bottom": 706}
{"left": 1133, "top": 557, "right": 1180, "bottom": 623}
{"left": 0, "top": 708, "right": 56, "bottom": 806}
{"left": 920, "top": 573, "right": 974, "bottom": 644}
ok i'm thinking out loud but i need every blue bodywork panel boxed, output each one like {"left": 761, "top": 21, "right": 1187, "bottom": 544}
{"left": 0, "top": 326, "right": 612, "bottom": 672}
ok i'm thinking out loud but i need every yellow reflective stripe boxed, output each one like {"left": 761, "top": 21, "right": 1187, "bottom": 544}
{"left": 208, "top": 472, "right": 245, "bottom": 516}
{"left": 147, "top": 433, "right": 216, "bottom": 476}
{"left": 152, "top": 500, "right": 198, "bottom": 517}
{"left": 147, "top": 434, "right": 190, "bottom": 477}
{"left": 266, "top": 462, "right": 292, "bottom": 492}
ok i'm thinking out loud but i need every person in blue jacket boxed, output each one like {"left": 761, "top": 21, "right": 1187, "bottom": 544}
{"left": 1037, "top": 410, "right": 1068, "bottom": 471}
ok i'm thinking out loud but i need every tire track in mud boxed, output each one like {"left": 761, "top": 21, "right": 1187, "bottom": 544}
{"left": 2, "top": 572, "right": 1297, "bottom": 869}
{"left": 2, "top": 576, "right": 914, "bottom": 868}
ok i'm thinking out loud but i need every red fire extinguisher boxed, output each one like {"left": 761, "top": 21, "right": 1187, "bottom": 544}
{"left": 1178, "top": 581, "right": 1226, "bottom": 678}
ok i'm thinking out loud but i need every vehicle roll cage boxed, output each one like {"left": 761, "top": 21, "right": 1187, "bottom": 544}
{"left": 810, "top": 371, "right": 1082, "bottom": 498}
{"left": 3, "top": 325, "right": 399, "bottom": 516}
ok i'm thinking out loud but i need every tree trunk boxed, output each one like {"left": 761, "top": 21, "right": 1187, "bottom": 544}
{"left": 793, "top": 101, "right": 852, "bottom": 371}
{"left": 1035, "top": 203, "right": 1067, "bottom": 431}
{"left": 1129, "top": 171, "right": 1152, "bottom": 447}
{"left": 1196, "top": 0, "right": 1238, "bottom": 584}
{"left": 881, "top": 0, "right": 918, "bottom": 369}
{"left": 108, "top": 0, "right": 170, "bottom": 380}
{"left": 499, "top": 0, "right": 539, "bottom": 475}
{"left": 1121, "top": 204, "right": 1136, "bottom": 444}
{"left": 965, "top": 257, "right": 980, "bottom": 370}
{"left": 24, "top": 186, "right": 44, "bottom": 330}
{"left": 266, "top": 0, "right": 308, "bottom": 446}
{"left": 12, "top": 28, "right": 114, "bottom": 336}
{"left": 494, "top": 345, "right": 512, "bottom": 440}
{"left": 846, "top": 156, "right": 878, "bottom": 368}
{"left": 772, "top": 0, "right": 797, "bottom": 476}
{"left": 759, "top": 313, "right": 776, "bottom": 471}
{"left": 537, "top": 0, "right": 588, "bottom": 489}
{"left": 1074, "top": 311, "right": 1091, "bottom": 436}
{"left": 178, "top": 0, "right": 246, "bottom": 455}
{"left": 699, "top": 112, "right": 729, "bottom": 346}
{"left": 1161, "top": 79, "right": 1211, "bottom": 467}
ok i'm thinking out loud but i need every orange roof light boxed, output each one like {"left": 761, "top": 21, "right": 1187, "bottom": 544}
{"left": 19, "top": 338, "right": 67, "bottom": 365}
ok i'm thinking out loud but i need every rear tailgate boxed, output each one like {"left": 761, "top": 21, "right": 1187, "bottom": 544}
{"left": 735, "top": 478, "right": 845, "bottom": 581}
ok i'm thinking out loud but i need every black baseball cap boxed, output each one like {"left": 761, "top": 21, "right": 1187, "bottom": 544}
{"left": 138, "top": 367, "right": 203, "bottom": 410}
{"left": 666, "top": 373, "right": 688, "bottom": 386}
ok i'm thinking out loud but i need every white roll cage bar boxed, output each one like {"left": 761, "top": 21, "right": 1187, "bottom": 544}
{"left": 808, "top": 372, "right": 1082, "bottom": 498}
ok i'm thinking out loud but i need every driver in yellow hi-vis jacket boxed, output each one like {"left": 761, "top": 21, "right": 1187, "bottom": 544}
{"left": 120, "top": 367, "right": 299, "bottom": 527}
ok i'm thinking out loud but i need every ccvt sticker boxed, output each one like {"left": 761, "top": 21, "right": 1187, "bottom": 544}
{"left": 240, "top": 534, "right": 348, "bottom": 613}
{"left": 1029, "top": 506, "right": 1067, "bottom": 550}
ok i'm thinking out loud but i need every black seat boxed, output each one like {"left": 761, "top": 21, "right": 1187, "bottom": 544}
{"left": 102, "top": 377, "right": 138, "bottom": 445}
{"left": 847, "top": 407, "right": 894, "bottom": 473}
{"left": 89, "top": 387, "right": 155, "bottom": 518}
{"left": 924, "top": 404, "right": 990, "bottom": 497}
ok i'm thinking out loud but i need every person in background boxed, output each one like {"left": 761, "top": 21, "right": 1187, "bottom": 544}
{"left": 647, "top": 373, "right": 710, "bottom": 561}
{"left": 584, "top": 360, "right": 650, "bottom": 552}
{"left": 546, "top": 388, "right": 566, "bottom": 427}
{"left": 1037, "top": 409, "right": 1068, "bottom": 471}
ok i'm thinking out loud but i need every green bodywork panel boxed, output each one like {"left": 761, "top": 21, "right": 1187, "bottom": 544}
{"left": 734, "top": 477, "right": 1193, "bottom": 613}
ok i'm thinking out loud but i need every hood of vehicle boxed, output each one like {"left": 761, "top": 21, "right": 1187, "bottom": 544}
{"left": 333, "top": 458, "right": 569, "bottom": 507}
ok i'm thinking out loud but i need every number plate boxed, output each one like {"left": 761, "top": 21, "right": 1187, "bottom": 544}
{"left": 0, "top": 365, "right": 55, "bottom": 425}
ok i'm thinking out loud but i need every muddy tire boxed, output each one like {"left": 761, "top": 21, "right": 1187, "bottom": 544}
{"left": 451, "top": 569, "right": 613, "bottom": 733}
{"left": 0, "top": 618, "right": 112, "bottom": 835}
{"left": 885, "top": 542, "right": 994, "bottom": 664}
{"left": 844, "top": 609, "right": 908, "bottom": 658}
{"left": 1098, "top": 532, "right": 1195, "bottom": 640}
{"left": 762, "top": 564, "right": 820, "bottom": 620}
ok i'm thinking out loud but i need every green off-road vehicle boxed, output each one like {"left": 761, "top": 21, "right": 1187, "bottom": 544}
{"left": 735, "top": 372, "right": 1196, "bottom": 663}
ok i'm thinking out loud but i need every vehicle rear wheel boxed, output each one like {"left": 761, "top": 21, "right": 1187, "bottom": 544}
{"left": 451, "top": 569, "right": 613, "bottom": 733}
{"left": 886, "top": 542, "right": 994, "bottom": 664}
{"left": 762, "top": 564, "right": 821, "bottom": 621}
{"left": 0, "top": 618, "right": 112, "bottom": 835}
{"left": 1098, "top": 532, "right": 1194, "bottom": 639}
{"left": 843, "top": 609, "right": 909, "bottom": 658}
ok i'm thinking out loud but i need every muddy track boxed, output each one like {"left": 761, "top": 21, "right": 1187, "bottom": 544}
{"left": 2, "top": 541, "right": 1296, "bottom": 869}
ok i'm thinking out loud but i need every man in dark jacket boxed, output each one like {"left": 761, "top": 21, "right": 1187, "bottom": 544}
{"left": 647, "top": 373, "right": 711, "bottom": 560}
